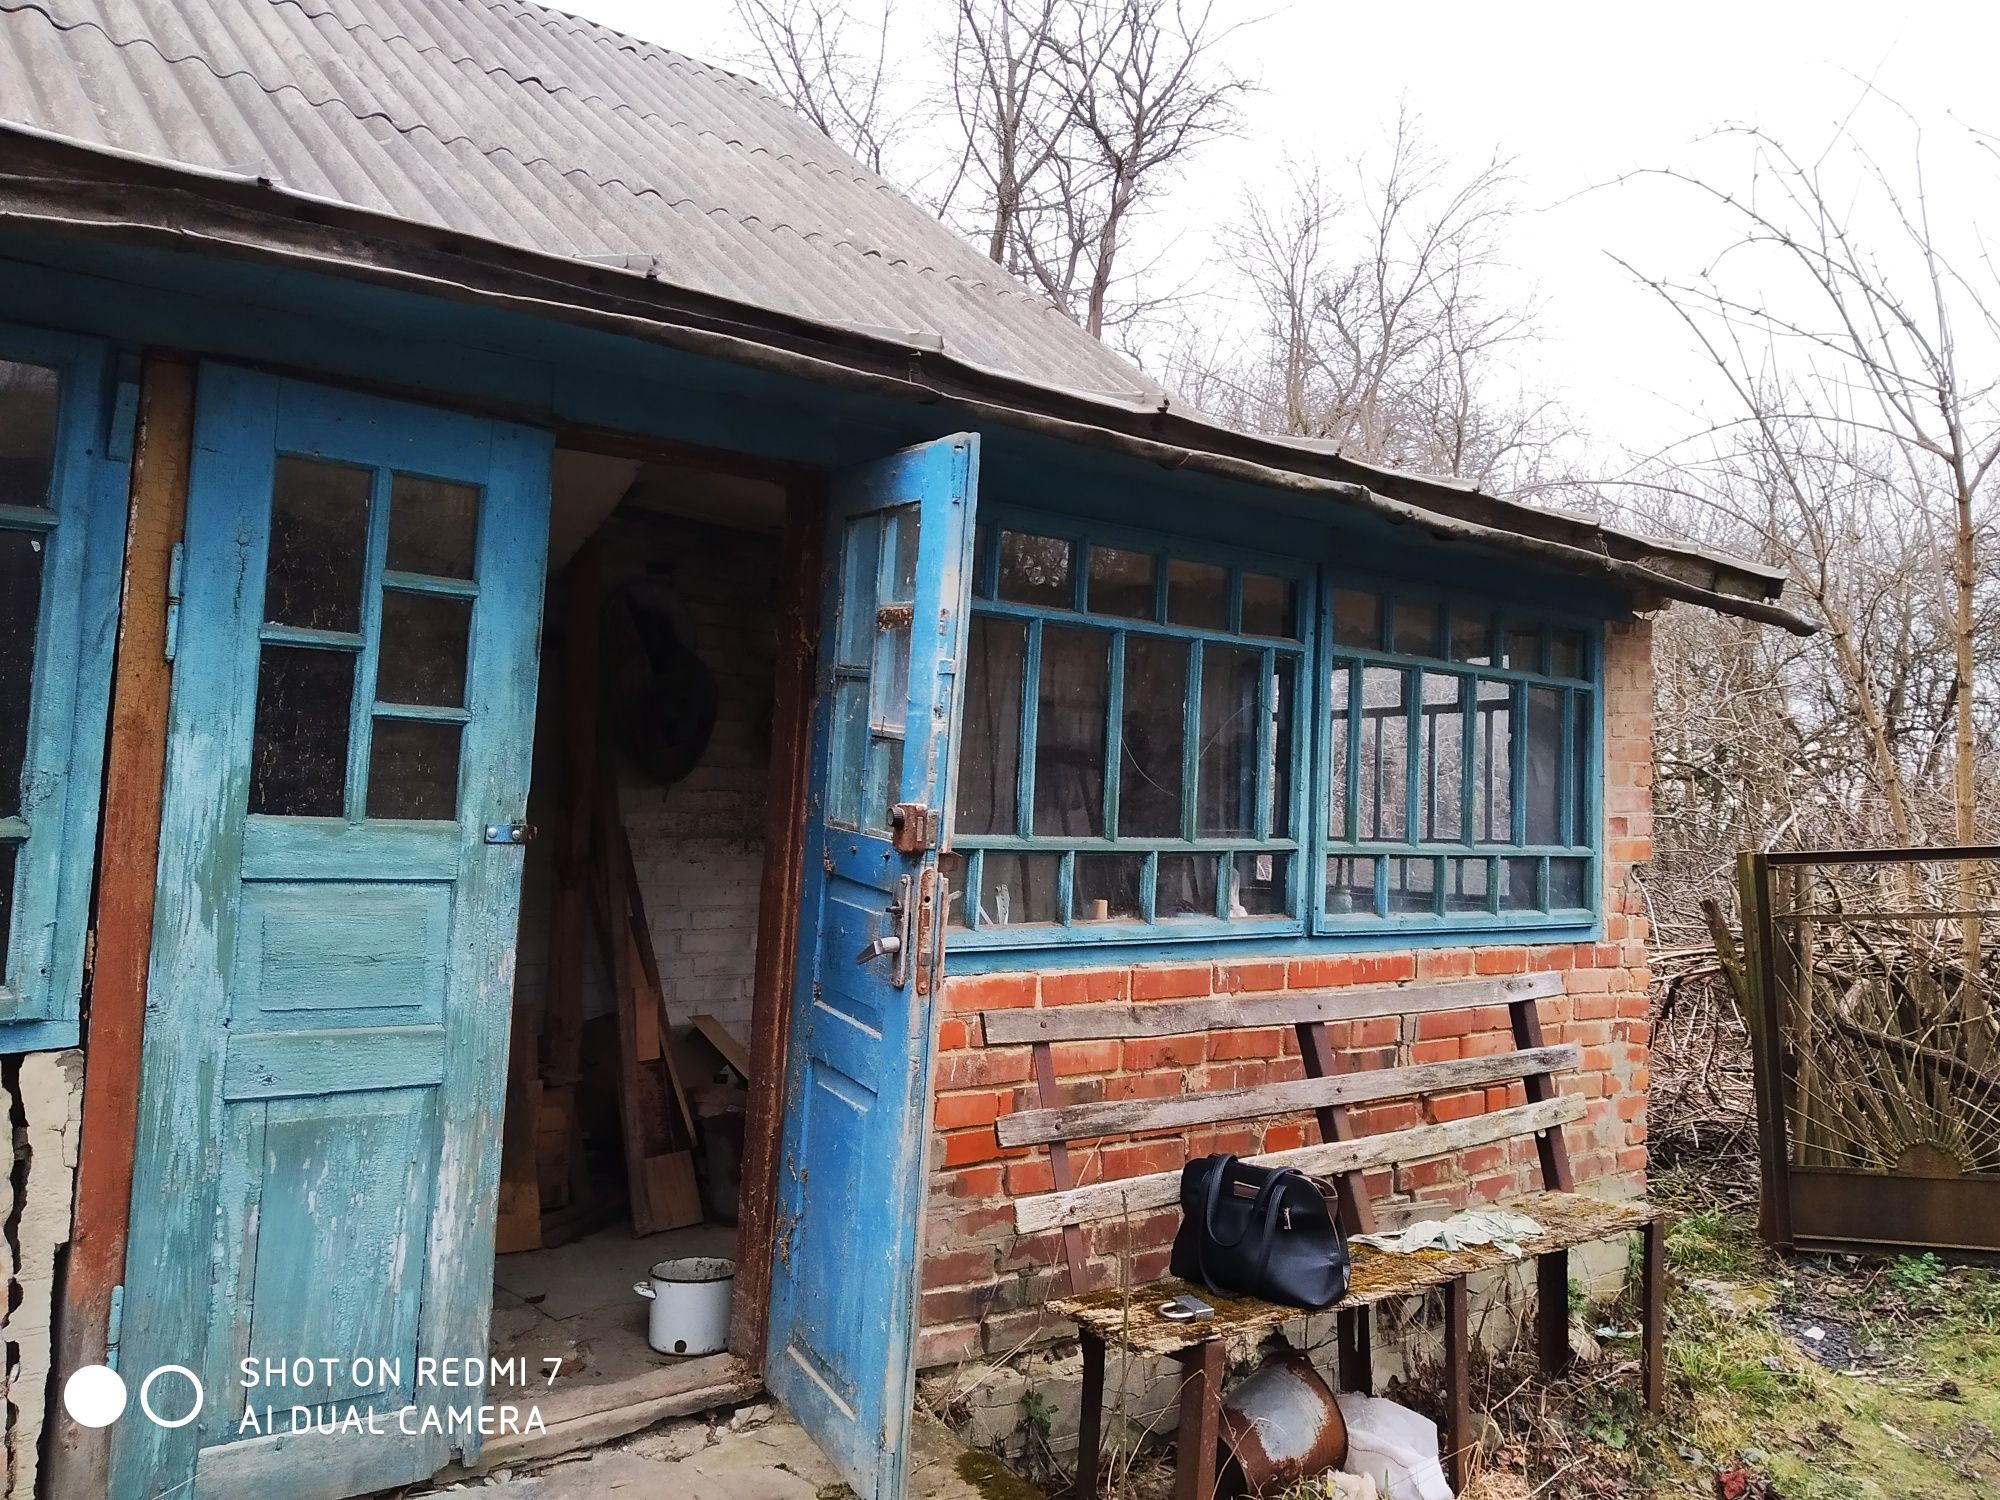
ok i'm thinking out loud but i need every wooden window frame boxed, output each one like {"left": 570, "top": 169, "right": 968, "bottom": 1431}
{"left": 0, "top": 327, "right": 128, "bottom": 1050}
{"left": 1312, "top": 579, "right": 1601, "bottom": 936}
{"left": 947, "top": 509, "right": 1314, "bottom": 948}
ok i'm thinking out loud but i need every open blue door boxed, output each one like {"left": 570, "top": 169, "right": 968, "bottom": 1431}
{"left": 114, "top": 369, "right": 550, "bottom": 1499}
{"left": 767, "top": 435, "right": 979, "bottom": 1500}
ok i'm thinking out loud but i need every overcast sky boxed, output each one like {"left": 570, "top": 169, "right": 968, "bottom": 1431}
{"left": 561, "top": 0, "right": 1998, "bottom": 463}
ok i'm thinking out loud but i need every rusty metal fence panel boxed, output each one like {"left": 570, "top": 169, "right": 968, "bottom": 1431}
{"left": 1738, "top": 846, "right": 2000, "bottom": 1254}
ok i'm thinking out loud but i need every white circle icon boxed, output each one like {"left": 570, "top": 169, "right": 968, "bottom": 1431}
{"left": 63, "top": 1364, "right": 127, "bottom": 1428}
{"left": 138, "top": 1365, "right": 204, "bottom": 1429}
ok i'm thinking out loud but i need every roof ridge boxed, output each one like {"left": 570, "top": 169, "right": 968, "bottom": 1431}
{"left": 5, "top": 0, "right": 1070, "bottom": 311}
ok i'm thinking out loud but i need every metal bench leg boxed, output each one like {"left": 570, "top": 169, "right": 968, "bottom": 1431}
{"left": 1443, "top": 1276, "right": 1472, "bottom": 1494}
{"left": 1075, "top": 1329, "right": 1105, "bottom": 1499}
{"left": 1537, "top": 1248, "right": 1571, "bottom": 1376}
{"left": 1642, "top": 1219, "right": 1666, "bottom": 1412}
{"left": 1174, "top": 1337, "right": 1224, "bottom": 1500}
{"left": 1337, "top": 1306, "right": 1372, "bottom": 1394}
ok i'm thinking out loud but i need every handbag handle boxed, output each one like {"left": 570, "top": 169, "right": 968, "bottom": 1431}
{"left": 1195, "top": 1157, "right": 1312, "bottom": 1292}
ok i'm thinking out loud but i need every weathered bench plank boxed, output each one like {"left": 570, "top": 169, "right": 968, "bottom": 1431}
{"left": 981, "top": 972, "right": 1562, "bottom": 1045}
{"left": 996, "top": 1043, "right": 1580, "bottom": 1147}
{"left": 1013, "top": 1094, "right": 1585, "bottom": 1234}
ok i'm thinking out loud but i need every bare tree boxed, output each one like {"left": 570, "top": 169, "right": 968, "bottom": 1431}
{"left": 731, "top": 0, "right": 902, "bottom": 174}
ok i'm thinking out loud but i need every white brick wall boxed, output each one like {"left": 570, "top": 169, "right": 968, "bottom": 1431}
{"left": 514, "top": 512, "right": 780, "bottom": 1052}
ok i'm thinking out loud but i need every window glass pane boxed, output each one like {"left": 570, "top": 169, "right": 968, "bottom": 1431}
{"left": 1074, "top": 855, "right": 1144, "bottom": 922}
{"left": 249, "top": 646, "right": 354, "bottom": 816}
{"left": 1240, "top": 573, "right": 1297, "bottom": 638}
{"left": 0, "top": 842, "right": 14, "bottom": 955}
{"left": 1550, "top": 628, "right": 1585, "bottom": 679}
{"left": 1034, "top": 626, "right": 1107, "bottom": 837}
{"left": 1231, "top": 851, "right": 1290, "bottom": 917}
{"left": 1197, "top": 645, "right": 1261, "bottom": 837}
{"left": 1504, "top": 627, "right": 1541, "bottom": 672}
{"left": 1445, "top": 856, "right": 1491, "bottom": 913}
{"left": 1474, "top": 680, "right": 1514, "bottom": 843}
{"left": 974, "top": 852, "right": 1061, "bottom": 927}
{"left": 1119, "top": 636, "right": 1186, "bottom": 838}
{"left": 1358, "top": 667, "right": 1408, "bottom": 841}
{"left": 1267, "top": 657, "right": 1296, "bottom": 837}
{"left": 940, "top": 851, "right": 970, "bottom": 928}
{"left": 998, "top": 531, "right": 1072, "bottom": 607}
{"left": 0, "top": 359, "right": 59, "bottom": 510}
{"left": 1572, "top": 691, "right": 1592, "bottom": 844}
{"left": 1167, "top": 559, "right": 1228, "bottom": 630}
{"left": 1087, "top": 546, "right": 1156, "bottom": 619}
{"left": 958, "top": 617, "right": 1024, "bottom": 836}
{"left": 826, "top": 677, "right": 867, "bottom": 829}
{"left": 376, "top": 591, "right": 470, "bottom": 707}
{"left": 1450, "top": 611, "right": 1493, "bottom": 666}
{"left": 1524, "top": 686, "right": 1562, "bottom": 844}
{"left": 368, "top": 717, "right": 462, "bottom": 820}
{"left": 869, "top": 597, "right": 911, "bottom": 731}
{"left": 387, "top": 474, "right": 478, "bottom": 579}
{"left": 886, "top": 508, "right": 919, "bottom": 600}
{"left": 1388, "top": 855, "right": 1437, "bottom": 913}
{"left": 1550, "top": 858, "right": 1589, "bottom": 909}
{"left": 1419, "top": 673, "right": 1466, "bottom": 842}
{"left": 1392, "top": 599, "right": 1440, "bottom": 657}
{"left": 1155, "top": 853, "right": 1218, "bottom": 920}
{"left": 834, "top": 514, "right": 882, "bottom": 670}
{"left": 0, "top": 529, "right": 44, "bottom": 815}
{"left": 266, "top": 457, "right": 370, "bottom": 632}
{"left": 1332, "top": 590, "right": 1380, "bottom": 650}
{"left": 1326, "top": 664, "right": 1350, "bottom": 841}
{"left": 863, "top": 733, "right": 903, "bottom": 834}
{"left": 1324, "top": 855, "right": 1376, "bottom": 917}
{"left": 971, "top": 524, "right": 994, "bottom": 599}
{"left": 1502, "top": 856, "right": 1541, "bottom": 911}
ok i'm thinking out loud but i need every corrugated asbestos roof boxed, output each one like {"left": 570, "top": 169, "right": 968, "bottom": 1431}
{"left": 0, "top": 0, "right": 1164, "bottom": 399}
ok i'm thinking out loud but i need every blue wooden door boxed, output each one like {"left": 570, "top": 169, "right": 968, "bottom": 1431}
{"left": 113, "top": 368, "right": 551, "bottom": 1500}
{"left": 767, "top": 435, "right": 979, "bottom": 1500}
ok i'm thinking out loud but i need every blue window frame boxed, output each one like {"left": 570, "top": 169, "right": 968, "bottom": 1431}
{"left": 1315, "top": 583, "right": 1599, "bottom": 934}
{"left": 945, "top": 518, "right": 1602, "bottom": 951}
{"left": 0, "top": 327, "right": 127, "bottom": 1050}
{"left": 944, "top": 515, "right": 1312, "bottom": 945}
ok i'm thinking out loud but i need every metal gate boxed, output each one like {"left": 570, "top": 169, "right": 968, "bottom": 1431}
{"left": 1739, "top": 846, "right": 2000, "bottom": 1254}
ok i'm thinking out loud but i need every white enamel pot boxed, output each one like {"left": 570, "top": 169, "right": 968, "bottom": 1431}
{"left": 633, "top": 1256, "right": 736, "bottom": 1356}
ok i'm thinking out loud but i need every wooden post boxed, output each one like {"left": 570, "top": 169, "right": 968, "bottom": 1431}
{"left": 1537, "top": 1248, "right": 1571, "bottom": 1375}
{"left": 1075, "top": 1329, "right": 1106, "bottom": 1500}
{"left": 1336, "top": 1306, "right": 1373, "bottom": 1395}
{"left": 1035, "top": 1039, "right": 1093, "bottom": 1295}
{"left": 49, "top": 352, "right": 193, "bottom": 1497}
{"left": 1173, "top": 1337, "right": 1224, "bottom": 1500}
{"left": 1641, "top": 1219, "right": 1666, "bottom": 1412}
{"left": 1443, "top": 1276, "right": 1473, "bottom": 1494}
{"left": 1509, "top": 994, "right": 1575, "bottom": 1192}
{"left": 732, "top": 481, "right": 824, "bottom": 1364}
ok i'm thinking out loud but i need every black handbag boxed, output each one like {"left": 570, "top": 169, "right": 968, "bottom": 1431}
{"left": 1168, "top": 1154, "right": 1351, "bottom": 1309}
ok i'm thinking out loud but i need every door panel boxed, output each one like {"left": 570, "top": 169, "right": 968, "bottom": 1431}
{"left": 114, "top": 368, "right": 551, "bottom": 1500}
{"left": 767, "top": 436, "right": 978, "bottom": 1500}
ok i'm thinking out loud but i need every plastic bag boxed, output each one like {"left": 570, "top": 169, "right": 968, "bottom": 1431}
{"left": 1334, "top": 1392, "right": 1455, "bottom": 1500}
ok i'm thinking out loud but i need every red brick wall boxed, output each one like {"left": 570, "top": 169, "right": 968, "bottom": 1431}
{"left": 918, "top": 619, "right": 1655, "bottom": 1369}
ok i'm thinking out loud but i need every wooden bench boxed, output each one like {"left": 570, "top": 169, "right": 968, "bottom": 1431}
{"left": 981, "top": 972, "right": 1665, "bottom": 1498}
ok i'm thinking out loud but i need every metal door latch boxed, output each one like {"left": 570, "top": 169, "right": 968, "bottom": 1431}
{"left": 856, "top": 874, "right": 915, "bottom": 987}
{"left": 889, "top": 802, "right": 937, "bottom": 854}
{"left": 484, "top": 823, "right": 537, "bottom": 845}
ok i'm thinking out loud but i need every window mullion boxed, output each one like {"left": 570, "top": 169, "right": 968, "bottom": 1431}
{"left": 1016, "top": 617, "right": 1042, "bottom": 839}
{"left": 342, "top": 465, "right": 394, "bottom": 821}
{"left": 1104, "top": 631, "right": 1125, "bottom": 840}
{"left": 1559, "top": 684, "right": 1577, "bottom": 849}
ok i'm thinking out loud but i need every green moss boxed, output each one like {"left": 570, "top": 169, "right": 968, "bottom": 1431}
{"left": 954, "top": 1446, "right": 1044, "bottom": 1500}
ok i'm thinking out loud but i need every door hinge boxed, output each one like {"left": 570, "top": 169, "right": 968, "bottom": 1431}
{"left": 890, "top": 802, "right": 937, "bottom": 854}
{"left": 163, "top": 542, "right": 185, "bottom": 662}
{"left": 106, "top": 1284, "right": 125, "bottom": 1372}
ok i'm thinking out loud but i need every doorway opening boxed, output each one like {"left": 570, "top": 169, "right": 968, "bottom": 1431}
{"left": 485, "top": 443, "right": 801, "bottom": 1454}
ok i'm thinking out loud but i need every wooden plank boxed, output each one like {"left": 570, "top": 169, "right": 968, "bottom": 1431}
{"left": 692, "top": 1013, "right": 753, "bottom": 1080}
{"left": 981, "top": 972, "right": 1563, "bottom": 1044}
{"left": 1297, "top": 1019, "right": 1377, "bottom": 1237}
{"left": 1510, "top": 992, "right": 1575, "bottom": 1192}
{"left": 1033, "top": 1041, "right": 1092, "bottom": 1295}
{"left": 1014, "top": 1095, "right": 1586, "bottom": 1234}
{"left": 51, "top": 350, "right": 190, "bottom": 1500}
{"left": 731, "top": 479, "right": 823, "bottom": 1364}
{"left": 997, "top": 1044, "right": 1579, "bottom": 1147}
